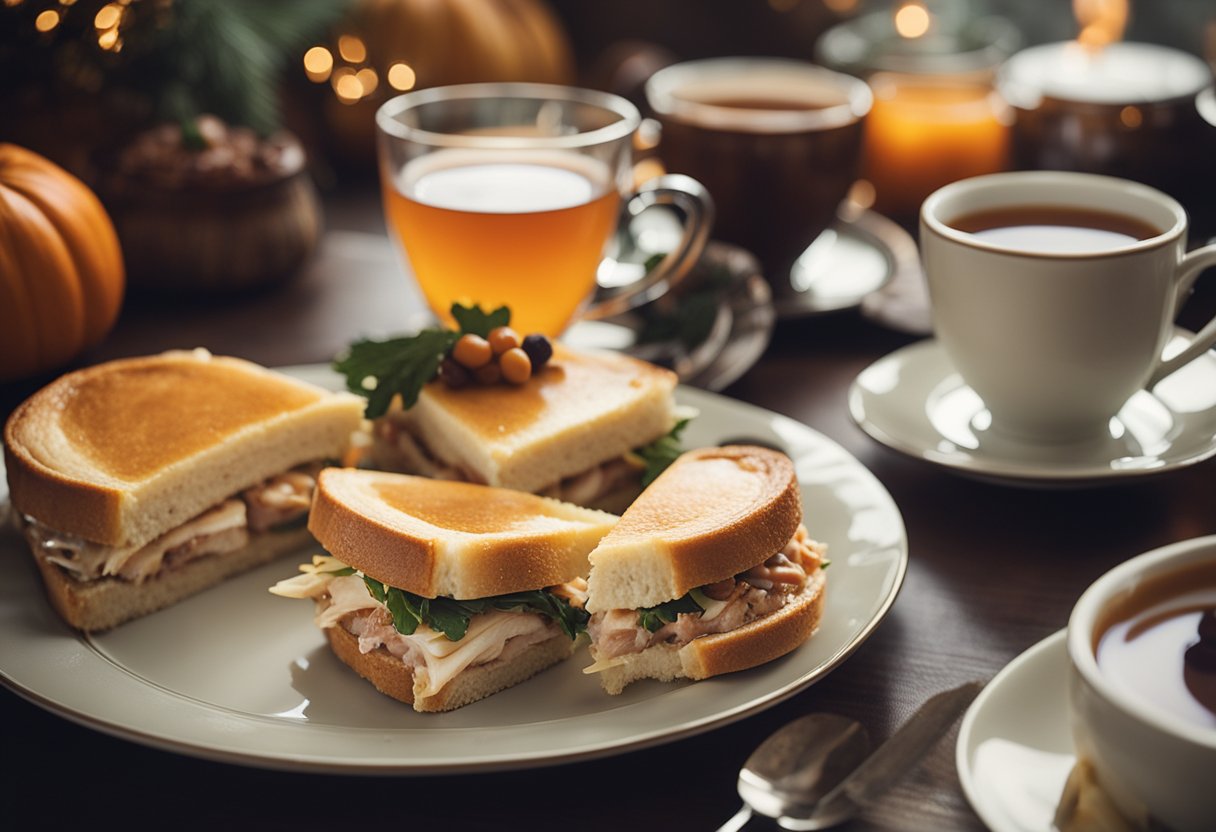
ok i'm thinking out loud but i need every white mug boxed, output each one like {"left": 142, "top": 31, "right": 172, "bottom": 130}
{"left": 920, "top": 171, "right": 1216, "bottom": 442}
{"left": 1067, "top": 535, "right": 1216, "bottom": 832}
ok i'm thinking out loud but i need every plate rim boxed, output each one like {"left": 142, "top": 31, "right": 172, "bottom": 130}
{"left": 0, "top": 369, "right": 908, "bottom": 774}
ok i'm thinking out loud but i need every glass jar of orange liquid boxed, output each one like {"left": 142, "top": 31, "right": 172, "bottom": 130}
{"left": 376, "top": 84, "right": 714, "bottom": 336}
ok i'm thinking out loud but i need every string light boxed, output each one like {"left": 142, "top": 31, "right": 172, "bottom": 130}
{"left": 337, "top": 34, "right": 367, "bottom": 64}
{"left": 303, "top": 45, "right": 334, "bottom": 82}
{"left": 35, "top": 8, "right": 60, "bottom": 30}
{"left": 894, "top": 3, "right": 931, "bottom": 39}
{"left": 94, "top": 3, "right": 121, "bottom": 29}
{"left": 387, "top": 62, "right": 417, "bottom": 91}
{"left": 355, "top": 67, "right": 378, "bottom": 95}
{"left": 98, "top": 27, "right": 119, "bottom": 49}
{"left": 331, "top": 67, "right": 363, "bottom": 103}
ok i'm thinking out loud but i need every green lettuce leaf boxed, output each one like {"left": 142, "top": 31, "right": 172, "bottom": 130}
{"left": 637, "top": 592, "right": 704, "bottom": 633}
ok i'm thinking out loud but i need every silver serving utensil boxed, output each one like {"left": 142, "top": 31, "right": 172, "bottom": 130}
{"left": 718, "top": 681, "right": 984, "bottom": 831}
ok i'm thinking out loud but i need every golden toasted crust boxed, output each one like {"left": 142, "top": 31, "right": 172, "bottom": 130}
{"left": 308, "top": 468, "right": 617, "bottom": 598}
{"left": 4, "top": 350, "right": 364, "bottom": 548}
{"left": 31, "top": 526, "right": 311, "bottom": 632}
{"left": 680, "top": 568, "right": 825, "bottom": 678}
{"left": 393, "top": 345, "right": 677, "bottom": 494}
{"left": 595, "top": 570, "right": 825, "bottom": 694}
{"left": 585, "top": 445, "right": 803, "bottom": 612}
{"left": 324, "top": 623, "right": 577, "bottom": 712}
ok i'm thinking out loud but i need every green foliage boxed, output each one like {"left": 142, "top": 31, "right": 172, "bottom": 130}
{"left": 333, "top": 304, "right": 513, "bottom": 419}
{"left": 362, "top": 577, "right": 590, "bottom": 642}
{"left": 633, "top": 417, "right": 692, "bottom": 488}
{"left": 637, "top": 593, "right": 704, "bottom": 633}
{"left": 0, "top": 0, "right": 346, "bottom": 134}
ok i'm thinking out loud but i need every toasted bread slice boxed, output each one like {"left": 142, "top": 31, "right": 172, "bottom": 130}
{"left": 594, "top": 570, "right": 825, "bottom": 694}
{"left": 376, "top": 345, "right": 677, "bottom": 495}
{"left": 308, "top": 468, "right": 618, "bottom": 598}
{"left": 585, "top": 445, "right": 803, "bottom": 613}
{"left": 324, "top": 624, "right": 578, "bottom": 713}
{"left": 4, "top": 349, "right": 364, "bottom": 549}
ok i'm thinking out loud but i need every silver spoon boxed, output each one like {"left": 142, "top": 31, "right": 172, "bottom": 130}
{"left": 718, "top": 681, "right": 984, "bottom": 831}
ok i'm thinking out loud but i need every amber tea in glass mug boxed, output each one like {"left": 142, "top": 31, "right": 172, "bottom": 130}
{"left": 377, "top": 84, "right": 713, "bottom": 336}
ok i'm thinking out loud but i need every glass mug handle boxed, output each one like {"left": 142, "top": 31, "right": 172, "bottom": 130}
{"left": 579, "top": 173, "right": 715, "bottom": 322}
{"left": 1145, "top": 244, "right": 1216, "bottom": 388}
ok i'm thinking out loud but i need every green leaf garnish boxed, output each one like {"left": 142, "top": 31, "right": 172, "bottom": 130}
{"left": 636, "top": 260, "right": 734, "bottom": 348}
{"left": 634, "top": 417, "right": 692, "bottom": 487}
{"left": 334, "top": 330, "right": 458, "bottom": 418}
{"left": 450, "top": 304, "right": 510, "bottom": 338}
{"left": 360, "top": 580, "right": 588, "bottom": 642}
{"left": 491, "top": 590, "right": 590, "bottom": 640}
{"left": 332, "top": 303, "right": 510, "bottom": 419}
{"left": 637, "top": 593, "right": 704, "bottom": 633}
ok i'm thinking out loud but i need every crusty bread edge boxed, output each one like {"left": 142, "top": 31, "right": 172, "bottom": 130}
{"left": 4, "top": 352, "right": 364, "bottom": 548}
{"left": 308, "top": 469, "right": 616, "bottom": 598}
{"left": 586, "top": 446, "right": 804, "bottom": 612}
{"left": 324, "top": 623, "right": 577, "bottom": 712}
{"left": 595, "top": 569, "right": 826, "bottom": 695}
{"left": 31, "top": 526, "right": 312, "bottom": 632}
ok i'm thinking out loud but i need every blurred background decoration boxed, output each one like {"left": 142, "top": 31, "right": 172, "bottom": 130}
{"left": 301, "top": 0, "right": 575, "bottom": 167}
{"left": 0, "top": 0, "right": 1212, "bottom": 302}
{"left": 0, "top": 143, "right": 125, "bottom": 382}
{"left": 0, "top": 0, "right": 343, "bottom": 294}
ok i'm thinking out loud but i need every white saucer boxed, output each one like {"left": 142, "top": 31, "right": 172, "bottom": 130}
{"left": 848, "top": 332, "right": 1216, "bottom": 486}
{"left": 956, "top": 631, "right": 1074, "bottom": 832}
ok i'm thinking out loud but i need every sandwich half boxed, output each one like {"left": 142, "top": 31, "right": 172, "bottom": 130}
{"left": 367, "top": 344, "right": 680, "bottom": 512}
{"left": 583, "top": 445, "right": 827, "bottom": 694}
{"left": 270, "top": 468, "right": 617, "bottom": 712}
{"left": 3, "top": 349, "right": 365, "bottom": 631}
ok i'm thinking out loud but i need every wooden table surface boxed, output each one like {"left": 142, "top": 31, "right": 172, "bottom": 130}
{"left": 3, "top": 184, "right": 1215, "bottom": 832}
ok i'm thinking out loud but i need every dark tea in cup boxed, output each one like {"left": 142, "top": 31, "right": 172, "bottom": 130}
{"left": 948, "top": 205, "right": 1163, "bottom": 254}
{"left": 645, "top": 58, "right": 871, "bottom": 280}
{"left": 1094, "top": 560, "right": 1216, "bottom": 732}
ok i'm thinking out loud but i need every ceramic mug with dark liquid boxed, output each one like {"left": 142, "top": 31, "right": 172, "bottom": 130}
{"left": 644, "top": 57, "right": 872, "bottom": 282}
{"left": 1067, "top": 536, "right": 1216, "bottom": 832}
{"left": 920, "top": 171, "right": 1216, "bottom": 442}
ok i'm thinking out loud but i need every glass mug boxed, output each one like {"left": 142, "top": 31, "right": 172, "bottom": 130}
{"left": 376, "top": 83, "right": 714, "bottom": 336}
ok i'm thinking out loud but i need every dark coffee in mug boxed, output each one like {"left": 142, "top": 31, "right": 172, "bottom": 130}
{"left": 1094, "top": 560, "right": 1216, "bottom": 731}
{"left": 646, "top": 59, "right": 871, "bottom": 281}
{"left": 948, "top": 206, "right": 1162, "bottom": 254}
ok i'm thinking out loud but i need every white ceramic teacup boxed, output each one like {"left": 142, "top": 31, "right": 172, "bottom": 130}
{"left": 920, "top": 171, "right": 1216, "bottom": 442}
{"left": 1067, "top": 535, "right": 1216, "bottom": 832}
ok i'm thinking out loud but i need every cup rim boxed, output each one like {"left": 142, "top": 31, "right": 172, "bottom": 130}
{"left": 644, "top": 56, "right": 872, "bottom": 133}
{"left": 920, "top": 171, "right": 1188, "bottom": 260}
{"left": 375, "top": 82, "right": 641, "bottom": 150}
{"left": 1067, "top": 534, "right": 1216, "bottom": 749}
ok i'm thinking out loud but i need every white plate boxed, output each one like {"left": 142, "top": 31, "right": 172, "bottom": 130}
{"left": 0, "top": 368, "right": 907, "bottom": 774}
{"left": 849, "top": 332, "right": 1216, "bottom": 486}
{"left": 956, "top": 631, "right": 1074, "bottom": 832}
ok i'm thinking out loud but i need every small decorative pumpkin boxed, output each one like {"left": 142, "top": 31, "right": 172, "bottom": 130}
{"left": 317, "top": 0, "right": 576, "bottom": 163}
{"left": 0, "top": 144, "right": 125, "bottom": 383}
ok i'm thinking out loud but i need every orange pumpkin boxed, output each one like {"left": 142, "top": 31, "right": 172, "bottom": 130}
{"left": 0, "top": 144, "right": 125, "bottom": 383}
{"left": 321, "top": 0, "right": 576, "bottom": 163}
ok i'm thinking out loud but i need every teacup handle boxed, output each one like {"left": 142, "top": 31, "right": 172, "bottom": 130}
{"left": 580, "top": 173, "right": 714, "bottom": 321}
{"left": 1146, "top": 243, "right": 1216, "bottom": 388}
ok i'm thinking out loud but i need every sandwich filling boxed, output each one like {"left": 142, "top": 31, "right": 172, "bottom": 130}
{"left": 585, "top": 525, "right": 826, "bottom": 670}
{"left": 20, "top": 464, "right": 323, "bottom": 585}
{"left": 271, "top": 556, "right": 589, "bottom": 698}
{"left": 370, "top": 414, "right": 647, "bottom": 506}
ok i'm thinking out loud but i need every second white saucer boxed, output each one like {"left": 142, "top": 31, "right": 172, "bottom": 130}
{"left": 956, "top": 630, "right": 1074, "bottom": 832}
{"left": 848, "top": 332, "right": 1216, "bottom": 486}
